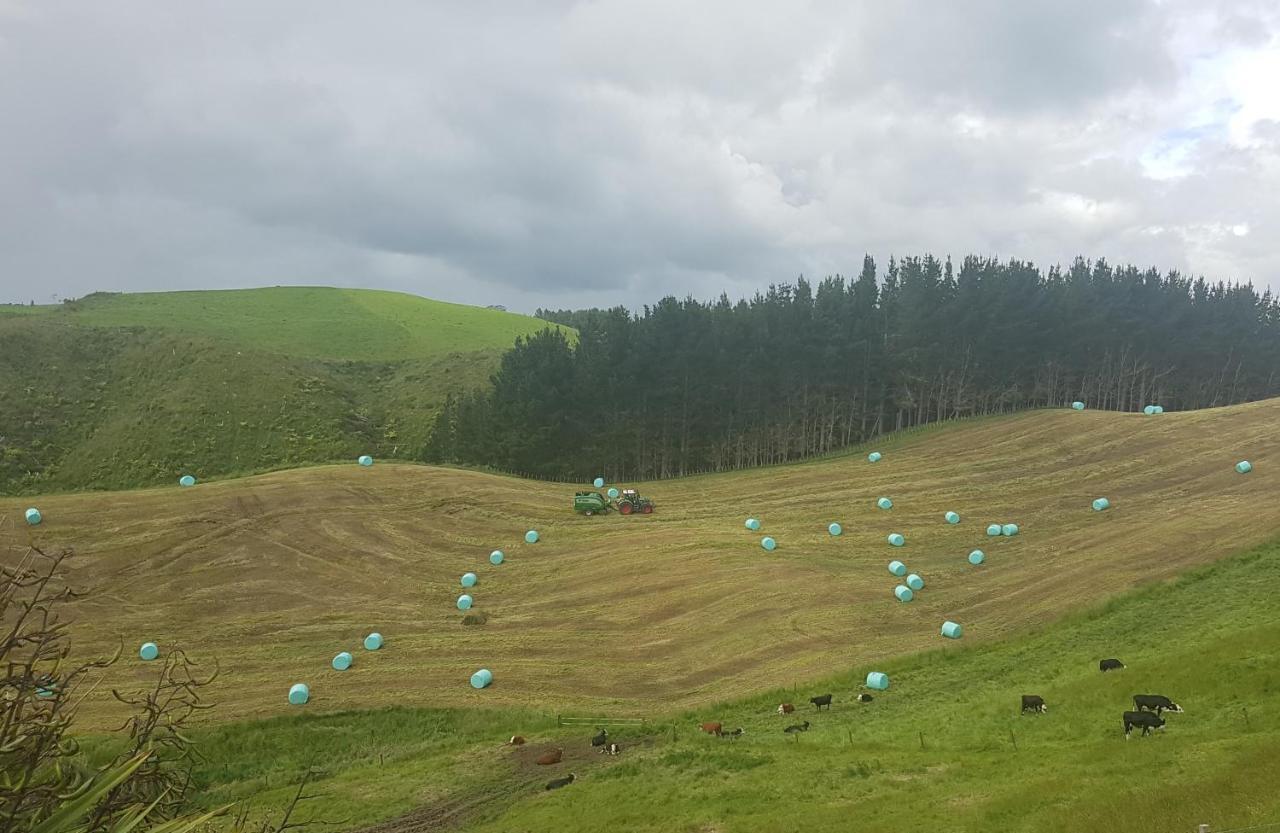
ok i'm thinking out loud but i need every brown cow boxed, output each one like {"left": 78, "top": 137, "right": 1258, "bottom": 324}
{"left": 777, "top": 703, "right": 794, "bottom": 715}
{"left": 699, "top": 722, "right": 723, "bottom": 736}
{"left": 535, "top": 748, "right": 563, "bottom": 765}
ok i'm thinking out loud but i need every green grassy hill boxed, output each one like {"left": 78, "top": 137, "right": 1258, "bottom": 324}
{"left": 0, "top": 288, "right": 563, "bottom": 494}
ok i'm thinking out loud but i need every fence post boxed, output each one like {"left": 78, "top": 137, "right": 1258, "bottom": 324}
{"left": 1009, "top": 729, "right": 1017, "bottom": 751}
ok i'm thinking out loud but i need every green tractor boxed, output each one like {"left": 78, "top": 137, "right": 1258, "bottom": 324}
{"left": 573, "top": 491, "right": 612, "bottom": 516}
{"left": 615, "top": 488, "right": 654, "bottom": 515}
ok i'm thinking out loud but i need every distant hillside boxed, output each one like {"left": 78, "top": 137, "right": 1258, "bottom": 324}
{"left": 0, "top": 288, "right": 565, "bottom": 494}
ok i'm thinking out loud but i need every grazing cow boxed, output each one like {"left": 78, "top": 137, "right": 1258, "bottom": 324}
{"left": 590, "top": 728, "right": 609, "bottom": 747}
{"left": 1020, "top": 695, "right": 1047, "bottom": 714}
{"left": 856, "top": 694, "right": 873, "bottom": 703}
{"left": 1099, "top": 658, "right": 1126, "bottom": 672}
{"left": 783, "top": 721, "right": 810, "bottom": 737}
{"left": 810, "top": 694, "right": 833, "bottom": 710}
{"left": 535, "top": 748, "right": 563, "bottom": 765}
{"left": 1123, "top": 711, "right": 1165, "bottom": 738}
{"left": 545, "top": 773, "right": 576, "bottom": 791}
{"left": 777, "top": 703, "right": 795, "bottom": 715}
{"left": 719, "top": 727, "right": 745, "bottom": 740}
{"left": 699, "top": 722, "right": 723, "bottom": 736}
{"left": 1133, "top": 694, "right": 1183, "bottom": 715}
{"left": 598, "top": 742, "right": 621, "bottom": 755}
{"left": 506, "top": 735, "right": 527, "bottom": 746}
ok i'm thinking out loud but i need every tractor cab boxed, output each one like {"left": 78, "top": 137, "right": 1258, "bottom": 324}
{"left": 616, "top": 488, "right": 654, "bottom": 515}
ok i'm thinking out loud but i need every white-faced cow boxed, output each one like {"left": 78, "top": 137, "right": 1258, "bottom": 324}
{"left": 1123, "top": 710, "right": 1166, "bottom": 738}
{"left": 856, "top": 694, "right": 873, "bottom": 703}
{"left": 777, "top": 703, "right": 795, "bottom": 715}
{"left": 1133, "top": 694, "right": 1183, "bottom": 715}
{"left": 1020, "top": 695, "right": 1047, "bottom": 714}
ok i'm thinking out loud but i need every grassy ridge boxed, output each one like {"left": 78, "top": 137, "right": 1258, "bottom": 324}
{"left": 176, "top": 541, "right": 1280, "bottom": 832}
{"left": 0, "top": 288, "right": 564, "bottom": 494}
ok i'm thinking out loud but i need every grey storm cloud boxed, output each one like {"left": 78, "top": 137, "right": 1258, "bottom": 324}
{"left": 0, "top": 0, "right": 1276, "bottom": 311}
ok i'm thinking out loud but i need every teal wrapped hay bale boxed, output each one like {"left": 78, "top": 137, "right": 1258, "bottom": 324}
{"left": 470, "top": 668, "right": 493, "bottom": 689}
{"left": 332, "top": 652, "right": 353, "bottom": 671}
{"left": 866, "top": 671, "right": 890, "bottom": 690}
{"left": 868, "top": 451, "right": 882, "bottom": 463}
{"left": 894, "top": 584, "right": 914, "bottom": 602}
{"left": 363, "top": 632, "right": 383, "bottom": 651}
{"left": 968, "top": 549, "right": 985, "bottom": 565}
{"left": 828, "top": 522, "right": 843, "bottom": 536}
{"left": 358, "top": 455, "right": 373, "bottom": 467}
{"left": 1001, "top": 523, "right": 1019, "bottom": 537}
{"left": 24, "top": 508, "right": 41, "bottom": 526}
{"left": 179, "top": 475, "right": 196, "bottom": 487}
{"left": 877, "top": 497, "right": 893, "bottom": 510}
{"left": 607, "top": 487, "right": 620, "bottom": 499}
{"left": 1072, "top": 401, "right": 1085, "bottom": 411}
{"left": 1236, "top": 461, "right": 1252, "bottom": 474}
{"left": 944, "top": 511, "right": 960, "bottom": 524}
{"left": 288, "top": 683, "right": 309, "bottom": 705}
{"left": 986, "top": 524, "right": 1001, "bottom": 537}
{"left": 457, "top": 594, "right": 474, "bottom": 611}
{"left": 490, "top": 550, "right": 505, "bottom": 565}
{"left": 593, "top": 477, "right": 605, "bottom": 488}
{"left": 1143, "top": 405, "right": 1156, "bottom": 415}
{"left": 906, "top": 573, "right": 925, "bottom": 591}
{"left": 1153, "top": 405, "right": 1164, "bottom": 414}
{"left": 139, "top": 642, "right": 159, "bottom": 661}
{"left": 941, "top": 621, "right": 963, "bottom": 639}
{"left": 460, "top": 572, "right": 477, "bottom": 588}
{"left": 761, "top": 536, "right": 777, "bottom": 551}
{"left": 1092, "top": 497, "right": 1110, "bottom": 511}
{"left": 525, "top": 530, "right": 539, "bottom": 544}
{"left": 888, "top": 560, "right": 907, "bottom": 576}
{"left": 745, "top": 518, "right": 761, "bottom": 531}
{"left": 887, "top": 533, "right": 905, "bottom": 547}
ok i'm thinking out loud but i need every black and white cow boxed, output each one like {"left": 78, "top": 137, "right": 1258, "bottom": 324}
{"left": 1133, "top": 694, "right": 1183, "bottom": 715}
{"left": 546, "top": 773, "right": 577, "bottom": 790}
{"left": 810, "top": 694, "right": 833, "bottom": 710}
{"left": 1122, "top": 710, "right": 1165, "bottom": 738}
{"left": 855, "top": 694, "right": 873, "bottom": 703}
{"left": 1099, "top": 658, "right": 1126, "bottom": 672}
{"left": 719, "top": 727, "right": 745, "bottom": 740}
{"left": 598, "top": 742, "right": 621, "bottom": 755}
{"left": 1020, "top": 695, "right": 1047, "bottom": 714}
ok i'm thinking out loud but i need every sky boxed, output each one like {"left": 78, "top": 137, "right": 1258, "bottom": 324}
{"left": 1, "top": 0, "right": 1277, "bottom": 312}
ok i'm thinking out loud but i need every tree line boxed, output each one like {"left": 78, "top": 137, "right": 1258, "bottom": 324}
{"left": 424, "top": 255, "right": 1280, "bottom": 480}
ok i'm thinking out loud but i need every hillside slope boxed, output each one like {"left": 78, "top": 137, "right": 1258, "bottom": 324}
{"left": 5, "top": 399, "right": 1276, "bottom": 728}
{"left": 0, "top": 288, "right": 563, "bottom": 493}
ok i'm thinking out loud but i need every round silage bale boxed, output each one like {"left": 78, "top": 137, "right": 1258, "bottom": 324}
{"left": 363, "top": 632, "right": 383, "bottom": 651}
{"left": 986, "top": 524, "right": 1001, "bottom": 537}
{"left": 457, "top": 594, "right": 474, "bottom": 611}
{"left": 179, "top": 475, "right": 196, "bottom": 487}
{"left": 461, "top": 572, "right": 478, "bottom": 588}
{"left": 24, "top": 508, "right": 41, "bottom": 526}
{"left": 828, "top": 522, "right": 843, "bottom": 536}
{"left": 906, "top": 573, "right": 925, "bottom": 591}
{"left": 1072, "top": 401, "right": 1085, "bottom": 411}
{"left": 139, "top": 642, "right": 159, "bottom": 661}
{"left": 866, "top": 671, "right": 889, "bottom": 690}
{"left": 968, "top": 549, "right": 985, "bottom": 565}
{"left": 470, "top": 668, "right": 493, "bottom": 689}
{"left": 1143, "top": 405, "right": 1156, "bottom": 415}
{"left": 887, "top": 533, "right": 905, "bottom": 547}
{"left": 1236, "top": 461, "right": 1252, "bottom": 474}
{"left": 944, "top": 511, "right": 960, "bottom": 524}
{"left": 1092, "top": 497, "right": 1110, "bottom": 511}
{"left": 1001, "top": 523, "right": 1019, "bottom": 537}
{"left": 593, "top": 477, "right": 605, "bottom": 488}
{"left": 745, "top": 518, "right": 761, "bottom": 531}
{"left": 490, "top": 550, "right": 505, "bottom": 565}
{"left": 525, "top": 530, "right": 539, "bottom": 544}
{"left": 868, "top": 452, "right": 882, "bottom": 463}
{"left": 877, "top": 497, "right": 893, "bottom": 510}
{"left": 607, "top": 487, "right": 620, "bottom": 499}
{"left": 288, "top": 683, "right": 309, "bottom": 705}
{"left": 332, "top": 652, "right": 353, "bottom": 671}
{"left": 358, "top": 455, "right": 373, "bottom": 467}
{"left": 941, "top": 621, "right": 963, "bottom": 639}
{"left": 888, "top": 560, "right": 907, "bottom": 576}
{"left": 894, "top": 585, "right": 914, "bottom": 602}
{"left": 761, "top": 536, "right": 777, "bottom": 551}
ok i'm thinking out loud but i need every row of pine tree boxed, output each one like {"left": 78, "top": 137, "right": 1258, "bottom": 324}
{"left": 424, "top": 255, "right": 1280, "bottom": 481}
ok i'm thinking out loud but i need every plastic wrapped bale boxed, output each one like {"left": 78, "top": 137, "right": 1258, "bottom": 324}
{"left": 745, "top": 518, "right": 761, "bottom": 531}
{"left": 986, "top": 524, "right": 1002, "bottom": 537}
{"left": 607, "top": 487, "right": 620, "bottom": 499}
{"left": 868, "top": 451, "right": 882, "bottom": 463}
{"left": 1143, "top": 405, "right": 1156, "bottom": 415}
{"left": 24, "top": 508, "right": 41, "bottom": 526}
{"left": 888, "top": 560, "right": 907, "bottom": 577}
{"left": 1153, "top": 406, "right": 1164, "bottom": 414}
{"left": 470, "top": 668, "right": 493, "bottom": 689}
{"left": 139, "top": 642, "right": 159, "bottom": 661}
{"left": 877, "top": 497, "right": 893, "bottom": 510}
{"left": 761, "top": 536, "right": 777, "bottom": 551}
{"left": 941, "top": 621, "right": 963, "bottom": 639}
{"left": 1236, "top": 461, "right": 1252, "bottom": 474}
{"left": 332, "top": 652, "right": 353, "bottom": 671}
{"left": 944, "top": 511, "right": 960, "bottom": 524}
{"left": 358, "top": 455, "right": 373, "bottom": 467}
{"left": 525, "top": 530, "right": 539, "bottom": 544}
{"left": 179, "top": 475, "right": 196, "bottom": 487}
{"left": 866, "top": 671, "right": 890, "bottom": 690}
{"left": 490, "top": 550, "right": 505, "bottom": 565}
{"left": 894, "top": 585, "right": 914, "bottom": 602}
{"left": 828, "top": 522, "right": 843, "bottom": 536}
{"left": 887, "top": 533, "right": 905, "bottom": 547}
{"left": 593, "top": 477, "right": 605, "bottom": 488}
{"left": 1001, "top": 523, "right": 1019, "bottom": 537}
{"left": 457, "top": 594, "right": 474, "bottom": 611}
{"left": 363, "top": 632, "right": 383, "bottom": 651}
{"left": 460, "top": 572, "right": 478, "bottom": 588}
{"left": 906, "top": 573, "right": 925, "bottom": 591}
{"left": 1072, "top": 401, "right": 1085, "bottom": 411}
{"left": 968, "top": 549, "right": 985, "bottom": 565}
{"left": 288, "top": 683, "right": 309, "bottom": 705}
{"left": 1092, "top": 497, "right": 1110, "bottom": 512}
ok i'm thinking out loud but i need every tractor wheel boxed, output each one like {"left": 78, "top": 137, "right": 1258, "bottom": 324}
{"left": 619, "top": 502, "right": 633, "bottom": 515}
{"left": 641, "top": 504, "right": 653, "bottom": 514}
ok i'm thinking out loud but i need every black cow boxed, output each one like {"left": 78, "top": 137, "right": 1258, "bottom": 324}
{"left": 810, "top": 694, "right": 833, "bottom": 710}
{"left": 590, "top": 728, "right": 609, "bottom": 747}
{"left": 1020, "top": 695, "right": 1047, "bottom": 714}
{"left": 783, "top": 721, "right": 810, "bottom": 736}
{"left": 1099, "top": 658, "right": 1125, "bottom": 672}
{"left": 1122, "top": 710, "right": 1165, "bottom": 738}
{"left": 1133, "top": 694, "right": 1183, "bottom": 715}
{"left": 856, "top": 694, "right": 873, "bottom": 703}
{"left": 546, "top": 773, "right": 577, "bottom": 790}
